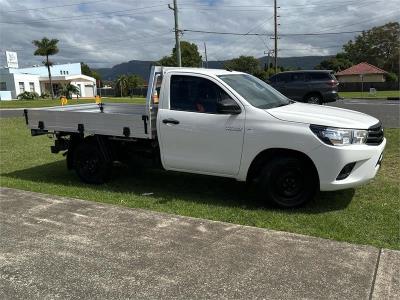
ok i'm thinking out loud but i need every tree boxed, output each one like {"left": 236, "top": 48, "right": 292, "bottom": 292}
{"left": 32, "top": 37, "right": 59, "bottom": 99}
{"left": 342, "top": 22, "right": 400, "bottom": 74}
{"left": 81, "top": 62, "right": 101, "bottom": 83}
{"left": 386, "top": 72, "right": 398, "bottom": 82}
{"left": 224, "top": 55, "right": 273, "bottom": 80}
{"left": 115, "top": 75, "right": 129, "bottom": 97}
{"left": 315, "top": 53, "right": 353, "bottom": 72}
{"left": 158, "top": 41, "right": 202, "bottom": 67}
{"left": 224, "top": 56, "right": 261, "bottom": 74}
{"left": 59, "top": 83, "right": 80, "bottom": 99}
{"left": 127, "top": 74, "right": 145, "bottom": 90}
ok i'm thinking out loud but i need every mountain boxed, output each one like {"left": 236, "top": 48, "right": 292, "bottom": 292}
{"left": 95, "top": 60, "right": 154, "bottom": 81}
{"left": 94, "top": 55, "right": 333, "bottom": 82}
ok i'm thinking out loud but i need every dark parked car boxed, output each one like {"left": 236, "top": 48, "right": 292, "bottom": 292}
{"left": 268, "top": 70, "right": 339, "bottom": 104}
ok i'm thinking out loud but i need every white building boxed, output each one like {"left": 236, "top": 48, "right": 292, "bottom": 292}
{"left": 0, "top": 63, "right": 97, "bottom": 100}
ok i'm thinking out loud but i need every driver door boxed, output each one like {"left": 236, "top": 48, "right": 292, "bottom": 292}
{"left": 157, "top": 74, "right": 245, "bottom": 176}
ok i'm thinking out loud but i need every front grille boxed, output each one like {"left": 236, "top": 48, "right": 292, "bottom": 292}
{"left": 366, "top": 122, "right": 384, "bottom": 145}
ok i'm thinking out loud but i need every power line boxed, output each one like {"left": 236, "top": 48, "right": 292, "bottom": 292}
{"left": 2, "top": 0, "right": 107, "bottom": 13}
{"left": 182, "top": 29, "right": 365, "bottom": 37}
{"left": 59, "top": 32, "right": 173, "bottom": 51}
{"left": 203, "top": 16, "right": 274, "bottom": 61}
{"left": 1, "top": 0, "right": 169, "bottom": 13}
{"left": 279, "top": 45, "right": 342, "bottom": 50}
{"left": 179, "top": 0, "right": 378, "bottom": 9}
{"left": 0, "top": 3, "right": 169, "bottom": 24}
{"left": 315, "top": 11, "right": 399, "bottom": 33}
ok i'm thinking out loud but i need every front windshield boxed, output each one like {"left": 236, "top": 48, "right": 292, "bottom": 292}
{"left": 218, "top": 74, "right": 290, "bottom": 109}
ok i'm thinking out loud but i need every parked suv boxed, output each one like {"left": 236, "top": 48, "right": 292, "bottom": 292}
{"left": 269, "top": 70, "right": 339, "bottom": 104}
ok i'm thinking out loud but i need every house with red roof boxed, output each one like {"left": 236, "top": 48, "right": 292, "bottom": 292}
{"left": 335, "top": 62, "right": 388, "bottom": 83}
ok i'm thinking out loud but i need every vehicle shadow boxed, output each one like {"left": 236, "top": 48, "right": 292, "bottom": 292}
{"left": 2, "top": 161, "right": 354, "bottom": 213}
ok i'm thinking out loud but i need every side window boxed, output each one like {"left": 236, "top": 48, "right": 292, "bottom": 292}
{"left": 170, "top": 75, "right": 233, "bottom": 114}
{"left": 276, "top": 73, "right": 291, "bottom": 83}
{"left": 307, "top": 72, "right": 330, "bottom": 81}
{"left": 269, "top": 75, "right": 278, "bottom": 83}
{"left": 291, "top": 73, "right": 305, "bottom": 82}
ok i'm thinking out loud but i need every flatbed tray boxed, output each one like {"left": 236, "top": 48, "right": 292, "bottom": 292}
{"left": 25, "top": 103, "right": 150, "bottom": 139}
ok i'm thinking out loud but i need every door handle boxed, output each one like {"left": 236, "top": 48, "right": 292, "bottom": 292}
{"left": 162, "top": 118, "right": 180, "bottom": 125}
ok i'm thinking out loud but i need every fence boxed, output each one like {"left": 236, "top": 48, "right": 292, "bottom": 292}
{"left": 97, "top": 88, "right": 115, "bottom": 97}
{"left": 338, "top": 81, "right": 399, "bottom": 92}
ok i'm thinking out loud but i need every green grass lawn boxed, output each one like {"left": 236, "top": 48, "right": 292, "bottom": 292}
{"left": 339, "top": 90, "right": 399, "bottom": 99}
{"left": 0, "top": 97, "right": 146, "bottom": 109}
{"left": 0, "top": 117, "right": 399, "bottom": 250}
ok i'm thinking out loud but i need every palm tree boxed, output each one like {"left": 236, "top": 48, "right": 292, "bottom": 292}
{"left": 115, "top": 75, "right": 128, "bottom": 97}
{"left": 59, "top": 83, "right": 80, "bottom": 99}
{"left": 32, "top": 37, "right": 59, "bottom": 99}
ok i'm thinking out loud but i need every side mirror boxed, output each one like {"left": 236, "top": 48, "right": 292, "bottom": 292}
{"left": 217, "top": 98, "right": 241, "bottom": 115}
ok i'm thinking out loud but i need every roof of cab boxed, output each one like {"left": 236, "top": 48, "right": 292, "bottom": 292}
{"left": 160, "top": 67, "right": 243, "bottom": 76}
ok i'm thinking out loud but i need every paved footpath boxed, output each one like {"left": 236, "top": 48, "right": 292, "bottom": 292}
{"left": 0, "top": 187, "right": 399, "bottom": 299}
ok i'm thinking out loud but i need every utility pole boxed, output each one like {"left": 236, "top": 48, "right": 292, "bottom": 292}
{"left": 204, "top": 42, "right": 208, "bottom": 68}
{"left": 169, "top": 0, "right": 182, "bottom": 67}
{"left": 273, "top": 0, "right": 278, "bottom": 73}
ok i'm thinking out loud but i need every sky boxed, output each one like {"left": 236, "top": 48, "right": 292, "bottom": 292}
{"left": 0, "top": 0, "right": 399, "bottom": 68}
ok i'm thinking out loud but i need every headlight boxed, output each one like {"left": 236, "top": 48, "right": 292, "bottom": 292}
{"left": 310, "top": 125, "right": 368, "bottom": 146}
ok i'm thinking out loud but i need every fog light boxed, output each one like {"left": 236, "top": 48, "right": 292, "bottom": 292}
{"left": 336, "top": 162, "right": 356, "bottom": 180}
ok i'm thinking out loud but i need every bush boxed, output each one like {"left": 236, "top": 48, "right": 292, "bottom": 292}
{"left": 386, "top": 72, "right": 398, "bottom": 82}
{"left": 17, "top": 91, "right": 39, "bottom": 100}
{"left": 40, "top": 92, "right": 50, "bottom": 99}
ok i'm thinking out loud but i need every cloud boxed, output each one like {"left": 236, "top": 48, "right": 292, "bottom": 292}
{"left": 0, "top": 0, "right": 398, "bottom": 68}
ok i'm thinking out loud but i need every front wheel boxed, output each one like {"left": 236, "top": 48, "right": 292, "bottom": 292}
{"left": 259, "top": 157, "right": 317, "bottom": 208}
{"left": 305, "top": 94, "right": 322, "bottom": 104}
{"left": 73, "top": 139, "right": 112, "bottom": 184}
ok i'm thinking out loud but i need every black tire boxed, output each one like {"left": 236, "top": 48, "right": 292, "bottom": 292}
{"left": 259, "top": 156, "right": 317, "bottom": 208}
{"left": 73, "top": 139, "right": 112, "bottom": 184}
{"left": 305, "top": 94, "right": 322, "bottom": 105}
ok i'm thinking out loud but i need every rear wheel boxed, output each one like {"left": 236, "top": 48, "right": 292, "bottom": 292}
{"left": 305, "top": 94, "right": 322, "bottom": 104}
{"left": 259, "top": 157, "right": 317, "bottom": 208}
{"left": 73, "top": 139, "right": 111, "bottom": 184}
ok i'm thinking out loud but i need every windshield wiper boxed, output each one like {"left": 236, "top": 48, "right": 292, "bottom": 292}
{"left": 274, "top": 100, "right": 294, "bottom": 108}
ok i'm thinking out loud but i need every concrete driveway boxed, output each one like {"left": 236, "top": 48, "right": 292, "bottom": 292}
{"left": 0, "top": 187, "right": 399, "bottom": 299}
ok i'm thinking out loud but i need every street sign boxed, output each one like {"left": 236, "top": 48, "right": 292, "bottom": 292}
{"left": 5, "top": 51, "right": 18, "bottom": 68}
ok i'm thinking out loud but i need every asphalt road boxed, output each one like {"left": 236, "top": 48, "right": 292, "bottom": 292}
{"left": 0, "top": 108, "right": 25, "bottom": 118}
{"left": 327, "top": 99, "right": 399, "bottom": 128}
{"left": 1, "top": 187, "right": 399, "bottom": 299}
{"left": 1, "top": 99, "right": 399, "bottom": 127}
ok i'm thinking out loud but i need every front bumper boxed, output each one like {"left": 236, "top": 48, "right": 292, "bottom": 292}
{"left": 310, "top": 138, "right": 386, "bottom": 191}
{"left": 322, "top": 90, "right": 339, "bottom": 103}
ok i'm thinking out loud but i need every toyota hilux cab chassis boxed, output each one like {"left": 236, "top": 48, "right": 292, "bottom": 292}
{"left": 24, "top": 66, "right": 386, "bottom": 208}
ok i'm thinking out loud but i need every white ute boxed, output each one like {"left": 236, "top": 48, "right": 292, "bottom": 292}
{"left": 25, "top": 66, "right": 386, "bottom": 207}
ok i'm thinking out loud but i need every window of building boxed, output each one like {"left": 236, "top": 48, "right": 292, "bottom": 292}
{"left": 19, "top": 82, "right": 25, "bottom": 93}
{"left": 60, "top": 70, "right": 63, "bottom": 75}
{"left": 63, "top": 71, "right": 66, "bottom": 75}
{"left": 0, "top": 82, "right": 7, "bottom": 91}
{"left": 66, "top": 71, "right": 69, "bottom": 75}
{"left": 170, "top": 75, "right": 233, "bottom": 114}
{"left": 29, "top": 82, "right": 35, "bottom": 92}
